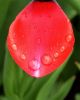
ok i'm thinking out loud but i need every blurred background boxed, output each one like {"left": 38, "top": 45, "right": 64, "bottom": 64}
{"left": 0, "top": 0, "right": 80, "bottom": 100}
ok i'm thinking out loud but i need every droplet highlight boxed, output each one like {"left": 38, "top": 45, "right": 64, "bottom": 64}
{"left": 54, "top": 52, "right": 59, "bottom": 58}
{"left": 66, "top": 34, "right": 72, "bottom": 42}
{"left": 21, "top": 54, "right": 26, "bottom": 60}
{"left": 60, "top": 46, "right": 65, "bottom": 52}
{"left": 67, "top": 19, "right": 70, "bottom": 23}
{"left": 29, "top": 59, "right": 40, "bottom": 70}
{"left": 41, "top": 54, "right": 52, "bottom": 65}
{"left": 12, "top": 44, "right": 17, "bottom": 50}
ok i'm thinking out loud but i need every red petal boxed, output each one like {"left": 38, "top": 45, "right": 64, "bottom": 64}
{"left": 7, "top": 1, "right": 75, "bottom": 78}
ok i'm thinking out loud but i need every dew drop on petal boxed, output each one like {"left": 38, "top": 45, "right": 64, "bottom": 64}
{"left": 41, "top": 54, "right": 52, "bottom": 65}
{"left": 33, "top": 70, "right": 40, "bottom": 78}
{"left": 54, "top": 52, "right": 59, "bottom": 58}
{"left": 21, "top": 54, "right": 26, "bottom": 60}
{"left": 66, "top": 34, "right": 72, "bottom": 42}
{"left": 67, "top": 19, "right": 70, "bottom": 23}
{"left": 60, "top": 46, "right": 65, "bottom": 52}
{"left": 12, "top": 44, "right": 17, "bottom": 50}
{"left": 29, "top": 59, "right": 40, "bottom": 70}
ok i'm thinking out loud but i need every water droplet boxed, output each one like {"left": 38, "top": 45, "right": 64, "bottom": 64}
{"left": 33, "top": 70, "right": 40, "bottom": 78}
{"left": 21, "top": 54, "right": 26, "bottom": 60}
{"left": 12, "top": 44, "right": 17, "bottom": 50}
{"left": 66, "top": 34, "right": 72, "bottom": 42}
{"left": 29, "top": 59, "right": 40, "bottom": 70}
{"left": 41, "top": 54, "right": 52, "bottom": 65}
{"left": 67, "top": 19, "right": 70, "bottom": 23}
{"left": 54, "top": 52, "right": 59, "bottom": 58}
{"left": 60, "top": 46, "right": 65, "bottom": 52}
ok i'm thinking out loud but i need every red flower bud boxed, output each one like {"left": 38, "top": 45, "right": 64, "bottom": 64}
{"left": 7, "top": 1, "right": 75, "bottom": 78}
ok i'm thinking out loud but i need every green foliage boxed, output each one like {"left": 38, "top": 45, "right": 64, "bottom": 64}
{"left": 75, "top": 94, "right": 80, "bottom": 100}
{"left": 0, "top": 96, "right": 8, "bottom": 100}
{"left": 75, "top": 61, "right": 80, "bottom": 70}
{"left": 0, "top": 0, "right": 80, "bottom": 100}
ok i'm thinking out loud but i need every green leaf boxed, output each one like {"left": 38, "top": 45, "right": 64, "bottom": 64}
{"left": 7, "top": 95, "right": 20, "bottom": 100}
{"left": 67, "top": 0, "right": 80, "bottom": 13}
{"left": 3, "top": 48, "right": 26, "bottom": 96}
{"left": 0, "top": 95, "right": 20, "bottom": 100}
{"left": 75, "top": 94, "right": 80, "bottom": 100}
{"left": 3, "top": 48, "right": 18, "bottom": 96}
{"left": 50, "top": 76, "right": 75, "bottom": 100}
{"left": 0, "top": 0, "right": 11, "bottom": 87}
{"left": 36, "top": 53, "right": 72, "bottom": 100}
{"left": 0, "top": 72, "right": 3, "bottom": 86}
{"left": 19, "top": 73, "right": 35, "bottom": 97}
{"left": 24, "top": 75, "right": 50, "bottom": 100}
{"left": 3, "top": 47, "right": 36, "bottom": 98}
{"left": 75, "top": 61, "right": 80, "bottom": 70}
{"left": 0, "top": 96, "right": 8, "bottom": 100}
{"left": 0, "top": 0, "right": 11, "bottom": 31}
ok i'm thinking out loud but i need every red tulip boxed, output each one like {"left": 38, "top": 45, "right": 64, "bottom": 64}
{"left": 7, "top": 1, "right": 75, "bottom": 78}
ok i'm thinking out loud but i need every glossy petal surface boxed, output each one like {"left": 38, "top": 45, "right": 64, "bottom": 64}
{"left": 7, "top": 1, "right": 75, "bottom": 78}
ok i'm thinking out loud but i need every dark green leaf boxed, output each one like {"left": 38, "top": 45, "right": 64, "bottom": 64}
{"left": 7, "top": 95, "right": 20, "bottom": 100}
{"left": 24, "top": 75, "right": 50, "bottom": 100}
{"left": 0, "top": 96, "right": 8, "bottom": 100}
{"left": 0, "top": 0, "right": 11, "bottom": 31}
{"left": 50, "top": 76, "right": 75, "bottom": 100}
{"left": 19, "top": 73, "right": 35, "bottom": 97}
{"left": 3, "top": 48, "right": 18, "bottom": 96}
{"left": 67, "top": 0, "right": 80, "bottom": 13}
{"left": 75, "top": 61, "right": 80, "bottom": 70}
{"left": 75, "top": 93, "right": 80, "bottom": 100}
